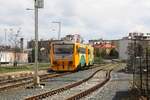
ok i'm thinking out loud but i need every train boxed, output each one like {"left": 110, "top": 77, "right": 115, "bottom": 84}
{"left": 49, "top": 41, "right": 94, "bottom": 71}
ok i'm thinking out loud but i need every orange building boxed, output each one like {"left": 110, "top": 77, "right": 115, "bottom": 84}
{"left": 93, "top": 42, "right": 116, "bottom": 55}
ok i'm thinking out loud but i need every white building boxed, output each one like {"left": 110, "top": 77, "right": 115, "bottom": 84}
{"left": 0, "top": 51, "right": 28, "bottom": 64}
{"left": 118, "top": 32, "right": 150, "bottom": 60}
{"left": 62, "top": 34, "right": 83, "bottom": 43}
{"left": 118, "top": 38, "right": 131, "bottom": 60}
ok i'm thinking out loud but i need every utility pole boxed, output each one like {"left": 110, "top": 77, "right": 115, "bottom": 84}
{"left": 58, "top": 22, "right": 61, "bottom": 40}
{"left": 133, "top": 38, "right": 136, "bottom": 88}
{"left": 52, "top": 21, "right": 61, "bottom": 40}
{"left": 4, "top": 29, "right": 7, "bottom": 45}
{"left": 33, "top": 0, "right": 44, "bottom": 87}
{"left": 4, "top": 29, "right": 7, "bottom": 65}
{"left": 146, "top": 47, "right": 149, "bottom": 99}
{"left": 34, "top": 0, "right": 39, "bottom": 87}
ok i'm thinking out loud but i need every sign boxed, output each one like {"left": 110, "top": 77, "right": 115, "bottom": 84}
{"left": 35, "top": 0, "right": 44, "bottom": 8}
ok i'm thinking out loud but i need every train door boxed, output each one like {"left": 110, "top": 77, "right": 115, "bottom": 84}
{"left": 86, "top": 46, "right": 89, "bottom": 66}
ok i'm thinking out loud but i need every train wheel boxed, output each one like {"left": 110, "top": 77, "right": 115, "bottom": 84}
{"left": 76, "top": 63, "right": 81, "bottom": 71}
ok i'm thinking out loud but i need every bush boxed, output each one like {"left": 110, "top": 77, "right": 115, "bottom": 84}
{"left": 94, "top": 56, "right": 103, "bottom": 64}
{"left": 109, "top": 48, "right": 119, "bottom": 59}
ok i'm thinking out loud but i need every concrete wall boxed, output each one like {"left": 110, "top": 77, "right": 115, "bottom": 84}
{"left": 0, "top": 51, "right": 28, "bottom": 63}
{"left": 119, "top": 39, "right": 131, "bottom": 60}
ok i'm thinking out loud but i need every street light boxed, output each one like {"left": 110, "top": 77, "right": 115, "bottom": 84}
{"left": 26, "top": 8, "right": 34, "bottom": 10}
{"left": 33, "top": 0, "right": 44, "bottom": 88}
{"left": 146, "top": 47, "right": 149, "bottom": 98}
{"left": 4, "top": 29, "right": 7, "bottom": 66}
{"left": 129, "top": 35, "right": 136, "bottom": 88}
{"left": 52, "top": 21, "right": 61, "bottom": 40}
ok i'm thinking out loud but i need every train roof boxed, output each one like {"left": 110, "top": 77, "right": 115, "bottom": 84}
{"left": 51, "top": 40, "right": 75, "bottom": 44}
{"left": 51, "top": 40, "right": 93, "bottom": 47}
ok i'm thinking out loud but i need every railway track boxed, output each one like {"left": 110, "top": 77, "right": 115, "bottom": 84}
{"left": 0, "top": 73, "right": 50, "bottom": 86}
{"left": 0, "top": 63, "right": 119, "bottom": 94}
{"left": 0, "top": 64, "right": 102, "bottom": 85}
{"left": 25, "top": 68, "right": 112, "bottom": 100}
{"left": 0, "top": 63, "right": 110, "bottom": 92}
{"left": 67, "top": 70, "right": 112, "bottom": 100}
{"left": 0, "top": 72, "right": 71, "bottom": 92}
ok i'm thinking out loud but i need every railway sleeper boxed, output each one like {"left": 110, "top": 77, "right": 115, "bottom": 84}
{"left": 66, "top": 70, "right": 111, "bottom": 100}
{"left": 25, "top": 69, "right": 105, "bottom": 100}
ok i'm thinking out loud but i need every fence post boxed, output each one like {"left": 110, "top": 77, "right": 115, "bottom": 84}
{"left": 140, "top": 56, "right": 142, "bottom": 94}
{"left": 146, "top": 48, "right": 149, "bottom": 99}
{"left": 133, "top": 39, "right": 136, "bottom": 88}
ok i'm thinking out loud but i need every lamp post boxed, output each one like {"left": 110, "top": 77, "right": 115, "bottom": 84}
{"left": 52, "top": 21, "right": 61, "bottom": 40}
{"left": 146, "top": 47, "right": 149, "bottom": 99}
{"left": 137, "top": 38, "right": 143, "bottom": 93}
{"left": 133, "top": 38, "right": 136, "bottom": 88}
{"left": 33, "top": 0, "right": 44, "bottom": 87}
{"left": 129, "top": 35, "right": 136, "bottom": 88}
{"left": 34, "top": 0, "right": 39, "bottom": 87}
{"left": 4, "top": 29, "right": 7, "bottom": 65}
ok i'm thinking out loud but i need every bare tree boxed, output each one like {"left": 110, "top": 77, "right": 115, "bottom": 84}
{"left": 0, "top": 50, "right": 2, "bottom": 67}
{"left": 0, "top": 30, "right": 4, "bottom": 66}
{"left": 0, "top": 46, "right": 5, "bottom": 67}
{"left": 8, "top": 28, "right": 22, "bottom": 67}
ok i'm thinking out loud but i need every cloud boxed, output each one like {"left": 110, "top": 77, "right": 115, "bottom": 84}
{"left": 0, "top": 0, "right": 150, "bottom": 44}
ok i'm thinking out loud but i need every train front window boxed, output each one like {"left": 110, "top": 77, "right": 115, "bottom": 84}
{"left": 54, "top": 44, "right": 73, "bottom": 54}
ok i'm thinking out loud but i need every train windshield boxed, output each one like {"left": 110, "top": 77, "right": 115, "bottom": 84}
{"left": 54, "top": 44, "right": 74, "bottom": 54}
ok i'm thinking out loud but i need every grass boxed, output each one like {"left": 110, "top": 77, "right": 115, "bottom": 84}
{"left": 94, "top": 56, "right": 104, "bottom": 64}
{"left": 0, "top": 63, "right": 50, "bottom": 74}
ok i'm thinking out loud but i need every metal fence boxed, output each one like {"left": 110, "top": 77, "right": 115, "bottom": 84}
{"left": 133, "top": 43, "right": 150, "bottom": 99}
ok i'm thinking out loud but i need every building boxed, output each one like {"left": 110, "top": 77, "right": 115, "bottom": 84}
{"left": 89, "top": 38, "right": 103, "bottom": 46}
{"left": 89, "top": 39, "right": 117, "bottom": 58}
{"left": 128, "top": 32, "right": 150, "bottom": 40}
{"left": 89, "top": 39, "right": 119, "bottom": 51}
{"left": 27, "top": 39, "right": 51, "bottom": 62}
{"left": 93, "top": 42, "right": 116, "bottom": 54}
{"left": 118, "top": 38, "right": 131, "bottom": 60}
{"left": 61, "top": 34, "right": 83, "bottom": 43}
{"left": 27, "top": 34, "right": 84, "bottom": 62}
{"left": 89, "top": 32, "right": 150, "bottom": 60}
{"left": 118, "top": 32, "right": 150, "bottom": 60}
{"left": 0, "top": 51, "right": 28, "bottom": 64}
{"left": 0, "top": 46, "right": 28, "bottom": 64}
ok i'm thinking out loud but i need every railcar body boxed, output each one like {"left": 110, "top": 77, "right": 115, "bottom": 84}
{"left": 49, "top": 41, "right": 94, "bottom": 71}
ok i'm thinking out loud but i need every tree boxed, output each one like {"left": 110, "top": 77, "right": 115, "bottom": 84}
{"left": 126, "top": 41, "right": 134, "bottom": 70}
{"left": 0, "top": 51, "right": 2, "bottom": 67}
{"left": 95, "top": 48, "right": 101, "bottom": 57}
{"left": 0, "top": 46, "right": 5, "bottom": 66}
{"left": 109, "top": 48, "right": 119, "bottom": 58}
{"left": 136, "top": 44, "right": 143, "bottom": 57}
{"left": 101, "top": 49, "right": 107, "bottom": 58}
{"left": 32, "top": 48, "right": 35, "bottom": 62}
{"left": 8, "top": 28, "right": 22, "bottom": 67}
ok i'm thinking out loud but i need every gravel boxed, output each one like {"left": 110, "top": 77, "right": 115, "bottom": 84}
{"left": 0, "top": 66, "right": 103, "bottom": 100}
{"left": 81, "top": 68, "right": 133, "bottom": 100}
{"left": 44, "top": 71, "right": 106, "bottom": 100}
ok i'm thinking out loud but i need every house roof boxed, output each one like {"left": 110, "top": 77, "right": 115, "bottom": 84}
{"left": 93, "top": 43, "right": 116, "bottom": 49}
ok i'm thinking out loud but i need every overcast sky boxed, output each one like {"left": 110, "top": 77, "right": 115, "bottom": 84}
{"left": 0, "top": 0, "right": 150, "bottom": 43}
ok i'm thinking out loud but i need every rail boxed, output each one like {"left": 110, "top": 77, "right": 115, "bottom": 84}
{"left": 25, "top": 69, "right": 112, "bottom": 100}
{"left": 67, "top": 70, "right": 112, "bottom": 100}
{"left": 0, "top": 72, "right": 71, "bottom": 91}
